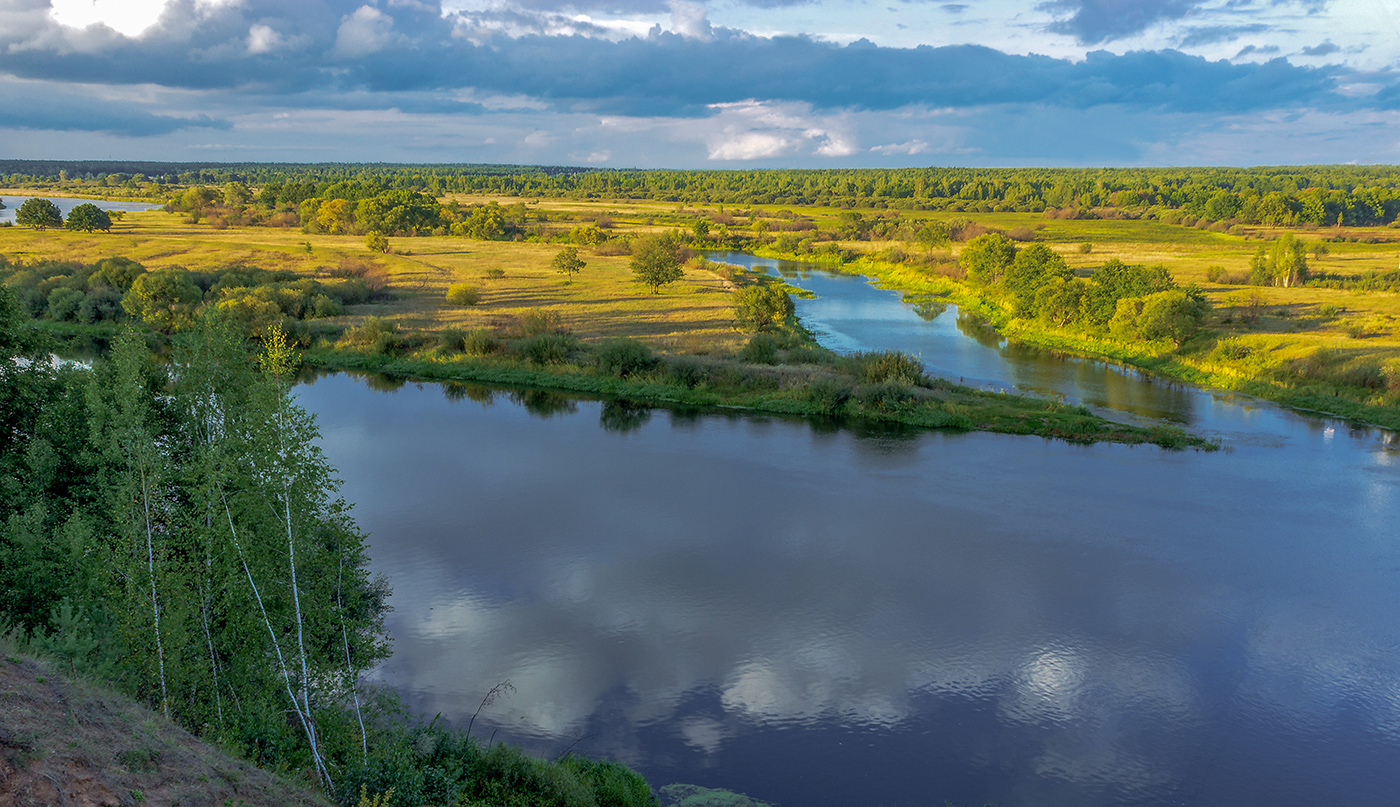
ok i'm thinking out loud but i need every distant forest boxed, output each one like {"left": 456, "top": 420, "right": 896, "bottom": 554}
{"left": 6, "top": 160, "right": 1400, "bottom": 226}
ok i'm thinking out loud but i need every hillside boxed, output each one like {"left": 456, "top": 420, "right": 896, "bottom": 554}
{"left": 0, "top": 648, "right": 330, "bottom": 807}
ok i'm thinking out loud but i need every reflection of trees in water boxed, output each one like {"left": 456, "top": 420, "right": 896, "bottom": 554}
{"left": 600, "top": 399, "right": 652, "bottom": 433}
{"left": 510, "top": 388, "right": 579, "bottom": 418}
{"left": 360, "top": 372, "right": 407, "bottom": 392}
{"left": 910, "top": 297, "right": 947, "bottom": 322}
{"left": 443, "top": 382, "right": 497, "bottom": 406}
{"left": 955, "top": 310, "right": 1004, "bottom": 349}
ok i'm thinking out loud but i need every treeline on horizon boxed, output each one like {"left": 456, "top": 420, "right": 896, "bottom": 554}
{"left": 8, "top": 160, "right": 1400, "bottom": 227}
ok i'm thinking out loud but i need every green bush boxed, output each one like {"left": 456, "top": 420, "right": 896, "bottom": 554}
{"left": 516, "top": 333, "right": 578, "bottom": 365}
{"left": 853, "top": 380, "right": 916, "bottom": 412}
{"left": 483, "top": 267, "right": 506, "bottom": 279}
{"left": 445, "top": 283, "right": 480, "bottom": 306}
{"left": 806, "top": 376, "right": 853, "bottom": 414}
{"left": 733, "top": 285, "right": 795, "bottom": 333}
{"left": 665, "top": 357, "right": 707, "bottom": 388}
{"left": 46, "top": 287, "right": 85, "bottom": 321}
{"left": 339, "top": 316, "right": 404, "bottom": 355}
{"left": 596, "top": 339, "right": 657, "bottom": 378}
{"left": 520, "top": 310, "right": 563, "bottom": 336}
{"left": 850, "top": 350, "right": 926, "bottom": 386}
{"left": 740, "top": 333, "right": 779, "bottom": 364}
{"left": 462, "top": 327, "right": 500, "bottom": 356}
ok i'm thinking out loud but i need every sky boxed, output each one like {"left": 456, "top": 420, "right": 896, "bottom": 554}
{"left": 1, "top": 0, "right": 1398, "bottom": 167}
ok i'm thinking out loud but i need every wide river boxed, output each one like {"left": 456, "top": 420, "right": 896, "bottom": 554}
{"left": 298, "top": 253, "right": 1400, "bottom": 807}
{"left": 0, "top": 195, "right": 162, "bottom": 224}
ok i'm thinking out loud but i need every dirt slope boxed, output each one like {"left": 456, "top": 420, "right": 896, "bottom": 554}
{"left": 0, "top": 651, "right": 331, "bottom": 807}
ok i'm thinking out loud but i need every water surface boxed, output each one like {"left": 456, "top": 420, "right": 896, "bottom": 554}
{"left": 301, "top": 256, "right": 1400, "bottom": 807}
{"left": 0, "top": 195, "right": 162, "bottom": 224}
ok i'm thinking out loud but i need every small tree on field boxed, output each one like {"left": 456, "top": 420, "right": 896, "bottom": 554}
{"left": 630, "top": 235, "right": 684, "bottom": 293}
{"left": 551, "top": 247, "right": 586, "bottom": 281}
{"left": 734, "top": 285, "right": 795, "bottom": 333}
{"left": 65, "top": 203, "right": 112, "bottom": 233}
{"left": 16, "top": 198, "right": 62, "bottom": 230}
{"left": 365, "top": 231, "right": 389, "bottom": 253}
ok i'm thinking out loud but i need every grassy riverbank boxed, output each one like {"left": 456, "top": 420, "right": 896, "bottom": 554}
{"left": 750, "top": 245, "right": 1400, "bottom": 431}
{"left": 301, "top": 342, "right": 1214, "bottom": 449}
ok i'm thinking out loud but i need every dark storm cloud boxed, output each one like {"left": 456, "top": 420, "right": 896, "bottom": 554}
{"left": 0, "top": 82, "right": 227, "bottom": 135}
{"left": 0, "top": 0, "right": 1372, "bottom": 124}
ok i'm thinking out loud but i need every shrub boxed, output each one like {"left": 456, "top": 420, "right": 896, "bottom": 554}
{"left": 445, "top": 283, "right": 480, "bottom": 306}
{"left": 806, "top": 376, "right": 853, "bottom": 414}
{"left": 309, "top": 293, "right": 343, "bottom": 318}
{"left": 740, "top": 333, "right": 779, "bottom": 364}
{"left": 596, "top": 339, "right": 656, "bottom": 378}
{"left": 339, "top": 316, "right": 404, "bottom": 355}
{"left": 365, "top": 231, "right": 389, "bottom": 253}
{"left": 462, "top": 328, "right": 500, "bottom": 355}
{"left": 1205, "top": 265, "right": 1225, "bottom": 283}
{"left": 516, "top": 333, "right": 578, "bottom": 365}
{"left": 482, "top": 267, "right": 505, "bottom": 279}
{"left": 517, "top": 309, "right": 563, "bottom": 336}
{"left": 46, "top": 287, "right": 85, "bottom": 321}
{"left": 853, "top": 380, "right": 916, "bottom": 412}
{"left": 733, "top": 285, "right": 795, "bottom": 333}
{"left": 1078, "top": 242, "right": 1093, "bottom": 254}
{"left": 1210, "top": 337, "right": 1252, "bottom": 361}
{"left": 436, "top": 328, "right": 466, "bottom": 353}
{"left": 851, "top": 350, "right": 926, "bottom": 385}
{"left": 665, "top": 357, "right": 707, "bottom": 388}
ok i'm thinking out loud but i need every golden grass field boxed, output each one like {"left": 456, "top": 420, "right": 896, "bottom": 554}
{"left": 3, "top": 196, "right": 1399, "bottom": 373}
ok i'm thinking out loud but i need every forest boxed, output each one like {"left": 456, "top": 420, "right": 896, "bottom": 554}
{"left": 8, "top": 160, "right": 1400, "bottom": 226}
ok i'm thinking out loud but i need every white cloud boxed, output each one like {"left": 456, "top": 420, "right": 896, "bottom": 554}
{"left": 669, "top": 0, "right": 713, "bottom": 41}
{"left": 870, "top": 139, "right": 931, "bottom": 155}
{"left": 246, "top": 24, "right": 285, "bottom": 54}
{"left": 333, "top": 5, "right": 397, "bottom": 58}
{"left": 49, "top": 0, "right": 169, "bottom": 38}
{"left": 708, "top": 130, "right": 793, "bottom": 160}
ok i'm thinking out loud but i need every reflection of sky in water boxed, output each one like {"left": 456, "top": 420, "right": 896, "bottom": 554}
{"left": 0, "top": 195, "right": 162, "bottom": 224}
{"left": 300, "top": 372, "right": 1400, "bottom": 807}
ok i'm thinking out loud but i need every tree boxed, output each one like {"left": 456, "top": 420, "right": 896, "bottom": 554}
{"left": 913, "top": 221, "right": 949, "bottom": 254}
{"left": 16, "top": 198, "right": 62, "bottom": 230}
{"left": 959, "top": 233, "right": 1016, "bottom": 284}
{"left": 693, "top": 219, "right": 711, "bottom": 239}
{"left": 314, "top": 199, "right": 356, "bottom": 235}
{"left": 122, "top": 267, "right": 203, "bottom": 332}
{"left": 365, "top": 231, "right": 389, "bottom": 253}
{"left": 1269, "top": 233, "right": 1309, "bottom": 287}
{"left": 551, "top": 247, "right": 586, "bottom": 281}
{"left": 734, "top": 285, "right": 795, "bottom": 333}
{"left": 630, "top": 235, "right": 684, "bottom": 293}
{"left": 65, "top": 203, "right": 112, "bottom": 233}
{"left": 1004, "top": 243, "right": 1072, "bottom": 317}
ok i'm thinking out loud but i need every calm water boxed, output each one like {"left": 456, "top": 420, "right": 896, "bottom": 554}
{"left": 0, "top": 195, "right": 162, "bottom": 224}
{"left": 299, "top": 257, "right": 1400, "bottom": 807}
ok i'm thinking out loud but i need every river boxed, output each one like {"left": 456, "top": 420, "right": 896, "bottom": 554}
{"left": 0, "top": 195, "right": 162, "bottom": 224}
{"left": 297, "top": 254, "right": 1400, "bottom": 807}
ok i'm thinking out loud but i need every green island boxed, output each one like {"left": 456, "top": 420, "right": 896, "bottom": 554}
{"left": 6, "top": 162, "right": 1400, "bottom": 805}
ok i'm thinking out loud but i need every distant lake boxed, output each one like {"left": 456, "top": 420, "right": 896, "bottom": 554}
{"left": 302, "top": 255, "right": 1400, "bottom": 807}
{"left": 0, "top": 195, "right": 163, "bottom": 225}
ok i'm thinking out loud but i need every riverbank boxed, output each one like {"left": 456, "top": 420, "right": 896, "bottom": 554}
{"left": 301, "top": 344, "right": 1216, "bottom": 449}
{"left": 749, "top": 246, "right": 1400, "bottom": 432}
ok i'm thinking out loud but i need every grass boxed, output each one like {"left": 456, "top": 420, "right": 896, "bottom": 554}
{"left": 0, "top": 637, "right": 330, "bottom": 807}
{"left": 9, "top": 198, "right": 1392, "bottom": 437}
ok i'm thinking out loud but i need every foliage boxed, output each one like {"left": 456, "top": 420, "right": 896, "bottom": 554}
{"left": 65, "top": 203, "right": 113, "bottom": 232}
{"left": 16, "top": 198, "right": 63, "bottom": 229}
{"left": 740, "top": 333, "right": 779, "bottom": 364}
{"left": 849, "top": 351, "right": 926, "bottom": 386}
{"left": 733, "top": 285, "right": 795, "bottom": 333}
{"left": 365, "top": 231, "right": 389, "bottom": 253}
{"left": 630, "top": 234, "right": 684, "bottom": 293}
{"left": 515, "top": 333, "right": 579, "bottom": 365}
{"left": 596, "top": 339, "right": 657, "bottom": 378}
{"left": 551, "top": 247, "right": 586, "bottom": 280}
{"left": 959, "top": 233, "right": 1016, "bottom": 284}
{"left": 339, "top": 317, "right": 406, "bottom": 355}
{"left": 445, "top": 283, "right": 480, "bottom": 306}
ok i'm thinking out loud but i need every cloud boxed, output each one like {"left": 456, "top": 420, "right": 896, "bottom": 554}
{"left": 333, "top": 5, "right": 399, "bottom": 58}
{"left": 1176, "top": 24, "right": 1269, "bottom": 47}
{"left": 940, "top": 4, "right": 968, "bottom": 12}
{"left": 1300, "top": 40, "right": 1340, "bottom": 57}
{"left": 1235, "top": 43, "right": 1281, "bottom": 58}
{"left": 0, "top": 80, "right": 227, "bottom": 136}
{"left": 1040, "top": 0, "right": 1204, "bottom": 44}
{"left": 668, "top": 0, "right": 712, "bottom": 41}
{"left": 871, "top": 139, "right": 930, "bottom": 155}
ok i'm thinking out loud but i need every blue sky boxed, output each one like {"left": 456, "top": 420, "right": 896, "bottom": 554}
{"left": 1, "top": 0, "right": 1398, "bottom": 167}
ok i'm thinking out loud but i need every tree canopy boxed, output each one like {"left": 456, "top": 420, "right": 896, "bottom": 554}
{"left": 16, "top": 198, "right": 62, "bottom": 229}
{"left": 64, "top": 202, "right": 112, "bottom": 232}
{"left": 630, "top": 234, "right": 684, "bottom": 293}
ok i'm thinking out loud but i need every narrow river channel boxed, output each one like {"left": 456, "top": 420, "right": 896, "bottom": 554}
{"left": 299, "top": 255, "right": 1400, "bottom": 807}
